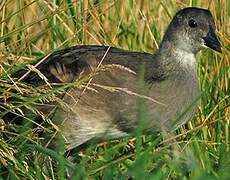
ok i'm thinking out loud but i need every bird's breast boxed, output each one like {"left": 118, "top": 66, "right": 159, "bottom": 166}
{"left": 146, "top": 71, "right": 200, "bottom": 131}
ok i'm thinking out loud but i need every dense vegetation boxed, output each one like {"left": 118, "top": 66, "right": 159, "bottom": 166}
{"left": 0, "top": 0, "right": 229, "bottom": 179}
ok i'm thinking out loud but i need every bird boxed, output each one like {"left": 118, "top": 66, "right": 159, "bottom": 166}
{"left": 10, "top": 7, "right": 221, "bottom": 150}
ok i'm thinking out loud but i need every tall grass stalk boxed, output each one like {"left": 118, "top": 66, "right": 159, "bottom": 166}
{"left": 0, "top": 0, "right": 229, "bottom": 179}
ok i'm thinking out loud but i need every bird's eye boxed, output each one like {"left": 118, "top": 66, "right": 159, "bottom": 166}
{"left": 188, "top": 19, "right": 197, "bottom": 28}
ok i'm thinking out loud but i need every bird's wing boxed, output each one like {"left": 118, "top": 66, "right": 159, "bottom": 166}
{"left": 13, "top": 45, "right": 159, "bottom": 86}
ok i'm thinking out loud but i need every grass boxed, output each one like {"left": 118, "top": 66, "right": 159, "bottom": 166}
{"left": 0, "top": 0, "right": 230, "bottom": 179}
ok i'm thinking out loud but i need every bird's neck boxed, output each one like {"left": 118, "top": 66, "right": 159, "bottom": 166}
{"left": 171, "top": 48, "right": 196, "bottom": 70}
{"left": 156, "top": 41, "right": 197, "bottom": 79}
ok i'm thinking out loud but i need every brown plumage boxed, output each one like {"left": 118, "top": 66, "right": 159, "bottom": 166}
{"left": 9, "top": 7, "right": 221, "bottom": 150}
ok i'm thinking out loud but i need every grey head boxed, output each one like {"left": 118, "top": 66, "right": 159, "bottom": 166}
{"left": 161, "top": 7, "right": 222, "bottom": 54}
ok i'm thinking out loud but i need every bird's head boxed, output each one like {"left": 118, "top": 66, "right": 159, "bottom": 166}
{"left": 162, "top": 7, "right": 222, "bottom": 54}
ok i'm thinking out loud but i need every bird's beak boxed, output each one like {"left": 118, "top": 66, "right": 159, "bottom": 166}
{"left": 202, "top": 26, "right": 222, "bottom": 53}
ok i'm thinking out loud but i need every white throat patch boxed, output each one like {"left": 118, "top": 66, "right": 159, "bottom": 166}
{"left": 176, "top": 50, "right": 196, "bottom": 70}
